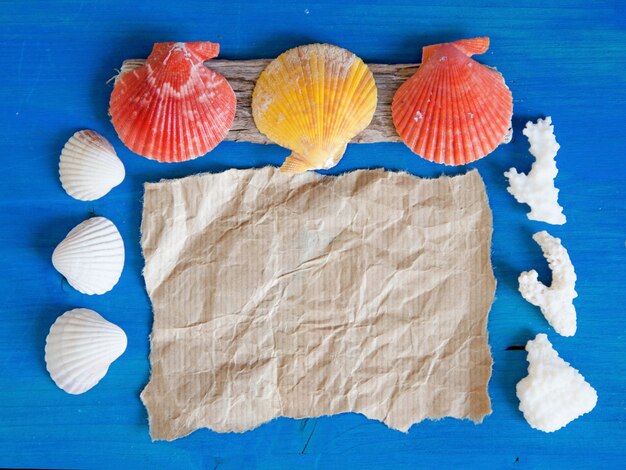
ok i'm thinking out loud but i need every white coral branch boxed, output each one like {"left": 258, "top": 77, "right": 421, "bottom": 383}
{"left": 516, "top": 334, "right": 597, "bottom": 432}
{"left": 519, "top": 231, "right": 577, "bottom": 336}
{"left": 504, "top": 117, "right": 566, "bottom": 225}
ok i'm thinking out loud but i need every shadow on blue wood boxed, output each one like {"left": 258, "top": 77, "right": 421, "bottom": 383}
{"left": 0, "top": 0, "right": 624, "bottom": 468}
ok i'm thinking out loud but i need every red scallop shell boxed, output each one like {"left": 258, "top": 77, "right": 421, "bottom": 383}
{"left": 110, "top": 42, "right": 236, "bottom": 163}
{"left": 392, "top": 37, "right": 513, "bottom": 166}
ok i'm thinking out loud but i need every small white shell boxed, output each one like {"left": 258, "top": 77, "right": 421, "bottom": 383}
{"left": 59, "top": 130, "right": 125, "bottom": 201}
{"left": 52, "top": 217, "right": 125, "bottom": 295}
{"left": 45, "top": 308, "right": 127, "bottom": 394}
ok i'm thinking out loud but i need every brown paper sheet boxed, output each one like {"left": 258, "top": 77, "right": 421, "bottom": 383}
{"left": 140, "top": 167, "right": 495, "bottom": 441}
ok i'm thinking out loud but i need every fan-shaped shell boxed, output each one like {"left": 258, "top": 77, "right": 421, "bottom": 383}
{"left": 110, "top": 41, "right": 236, "bottom": 163}
{"left": 392, "top": 37, "right": 513, "bottom": 165}
{"left": 52, "top": 217, "right": 124, "bottom": 295}
{"left": 252, "top": 43, "right": 377, "bottom": 173}
{"left": 45, "top": 308, "right": 127, "bottom": 394}
{"left": 59, "top": 130, "right": 125, "bottom": 201}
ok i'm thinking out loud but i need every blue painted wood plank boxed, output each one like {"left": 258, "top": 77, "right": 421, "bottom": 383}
{"left": 0, "top": 0, "right": 624, "bottom": 468}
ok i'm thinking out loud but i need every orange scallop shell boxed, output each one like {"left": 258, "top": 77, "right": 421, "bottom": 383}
{"left": 109, "top": 42, "right": 236, "bottom": 163}
{"left": 392, "top": 37, "right": 513, "bottom": 165}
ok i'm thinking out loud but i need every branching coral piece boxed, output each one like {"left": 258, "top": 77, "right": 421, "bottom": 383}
{"left": 516, "top": 334, "right": 597, "bottom": 432}
{"left": 505, "top": 117, "right": 566, "bottom": 225}
{"left": 519, "top": 231, "right": 577, "bottom": 336}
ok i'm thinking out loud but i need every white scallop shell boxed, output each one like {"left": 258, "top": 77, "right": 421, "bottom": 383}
{"left": 52, "top": 217, "right": 125, "bottom": 295}
{"left": 59, "top": 130, "right": 125, "bottom": 201}
{"left": 45, "top": 308, "right": 127, "bottom": 394}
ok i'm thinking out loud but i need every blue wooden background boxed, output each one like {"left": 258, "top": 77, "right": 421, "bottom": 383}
{"left": 1, "top": 1, "right": 624, "bottom": 468}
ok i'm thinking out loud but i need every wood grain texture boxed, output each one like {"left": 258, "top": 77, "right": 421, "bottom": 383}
{"left": 0, "top": 0, "right": 625, "bottom": 469}
{"left": 119, "top": 58, "right": 418, "bottom": 143}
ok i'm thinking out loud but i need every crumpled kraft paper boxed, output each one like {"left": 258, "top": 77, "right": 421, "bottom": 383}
{"left": 140, "top": 167, "right": 495, "bottom": 441}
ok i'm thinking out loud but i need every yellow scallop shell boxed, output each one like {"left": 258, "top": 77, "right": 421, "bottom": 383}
{"left": 252, "top": 44, "right": 377, "bottom": 173}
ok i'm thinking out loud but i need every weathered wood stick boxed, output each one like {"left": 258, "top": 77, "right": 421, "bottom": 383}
{"left": 118, "top": 59, "right": 419, "bottom": 144}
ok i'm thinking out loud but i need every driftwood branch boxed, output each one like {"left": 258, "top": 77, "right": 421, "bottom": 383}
{"left": 118, "top": 59, "right": 419, "bottom": 144}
